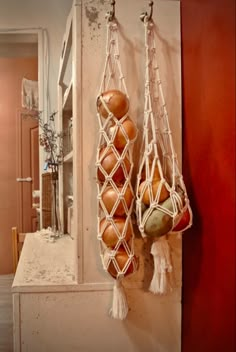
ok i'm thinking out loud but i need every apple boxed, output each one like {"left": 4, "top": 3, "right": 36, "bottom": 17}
{"left": 143, "top": 197, "right": 173, "bottom": 237}
{"left": 173, "top": 207, "right": 191, "bottom": 232}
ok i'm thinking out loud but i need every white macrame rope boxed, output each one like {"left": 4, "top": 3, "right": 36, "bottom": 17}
{"left": 136, "top": 19, "right": 192, "bottom": 238}
{"left": 136, "top": 18, "right": 192, "bottom": 295}
{"left": 149, "top": 235, "right": 173, "bottom": 295}
{"left": 96, "top": 18, "right": 138, "bottom": 319}
{"left": 99, "top": 21, "right": 128, "bottom": 96}
{"left": 109, "top": 279, "right": 129, "bottom": 320}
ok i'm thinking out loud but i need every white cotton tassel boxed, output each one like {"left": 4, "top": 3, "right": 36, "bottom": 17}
{"left": 110, "top": 279, "right": 129, "bottom": 320}
{"left": 149, "top": 235, "right": 173, "bottom": 295}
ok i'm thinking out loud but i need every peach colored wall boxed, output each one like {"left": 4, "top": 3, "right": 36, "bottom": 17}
{"left": 0, "top": 57, "right": 37, "bottom": 274}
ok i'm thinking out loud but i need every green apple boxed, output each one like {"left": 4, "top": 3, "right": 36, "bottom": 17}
{"left": 143, "top": 197, "right": 173, "bottom": 237}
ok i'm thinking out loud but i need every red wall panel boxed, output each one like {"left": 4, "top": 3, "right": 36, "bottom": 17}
{"left": 181, "top": 0, "right": 235, "bottom": 351}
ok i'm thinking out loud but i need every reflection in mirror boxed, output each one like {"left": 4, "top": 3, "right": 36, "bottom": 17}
{"left": 0, "top": 32, "right": 40, "bottom": 275}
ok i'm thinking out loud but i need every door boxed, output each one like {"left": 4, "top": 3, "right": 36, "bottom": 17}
{"left": 17, "top": 112, "right": 39, "bottom": 233}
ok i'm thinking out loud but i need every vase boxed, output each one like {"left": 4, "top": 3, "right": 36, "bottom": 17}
{"left": 51, "top": 171, "right": 61, "bottom": 237}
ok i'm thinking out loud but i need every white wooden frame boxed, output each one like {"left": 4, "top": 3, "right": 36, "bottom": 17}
{"left": 57, "top": 1, "right": 83, "bottom": 282}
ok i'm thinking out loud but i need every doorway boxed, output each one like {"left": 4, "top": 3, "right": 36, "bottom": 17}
{"left": 0, "top": 30, "right": 44, "bottom": 274}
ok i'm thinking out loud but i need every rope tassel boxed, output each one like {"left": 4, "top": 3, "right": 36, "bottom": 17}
{"left": 110, "top": 279, "right": 129, "bottom": 320}
{"left": 149, "top": 236, "right": 173, "bottom": 295}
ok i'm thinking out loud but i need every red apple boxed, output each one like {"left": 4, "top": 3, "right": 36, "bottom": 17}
{"left": 173, "top": 207, "right": 191, "bottom": 232}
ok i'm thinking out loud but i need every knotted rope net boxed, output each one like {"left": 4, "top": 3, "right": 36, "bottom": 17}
{"left": 96, "top": 19, "right": 138, "bottom": 320}
{"left": 136, "top": 19, "right": 192, "bottom": 294}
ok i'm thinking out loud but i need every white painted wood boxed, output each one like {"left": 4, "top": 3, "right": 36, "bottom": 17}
{"left": 58, "top": 9, "right": 73, "bottom": 86}
{"left": 57, "top": 3, "right": 83, "bottom": 284}
{"left": 58, "top": 81, "right": 64, "bottom": 232}
{"left": 62, "top": 80, "right": 73, "bottom": 110}
{"left": 72, "top": 0, "right": 83, "bottom": 284}
{"left": 58, "top": 9, "right": 73, "bottom": 235}
{"left": 0, "top": 275, "right": 14, "bottom": 352}
{"left": 12, "top": 232, "right": 76, "bottom": 289}
{"left": 12, "top": 293, "right": 20, "bottom": 352}
{"left": 63, "top": 151, "right": 73, "bottom": 163}
{"left": 11, "top": 230, "right": 179, "bottom": 294}
{"left": 19, "top": 290, "right": 181, "bottom": 352}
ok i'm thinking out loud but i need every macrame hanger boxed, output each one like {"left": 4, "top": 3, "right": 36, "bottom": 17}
{"left": 95, "top": 1, "right": 138, "bottom": 320}
{"left": 136, "top": 2, "right": 192, "bottom": 294}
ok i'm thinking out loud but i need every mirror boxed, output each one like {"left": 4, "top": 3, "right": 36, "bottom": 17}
{"left": 0, "top": 30, "right": 43, "bottom": 274}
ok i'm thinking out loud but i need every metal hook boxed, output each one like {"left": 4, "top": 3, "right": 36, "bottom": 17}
{"left": 140, "top": 1, "right": 154, "bottom": 22}
{"left": 106, "top": 0, "right": 116, "bottom": 22}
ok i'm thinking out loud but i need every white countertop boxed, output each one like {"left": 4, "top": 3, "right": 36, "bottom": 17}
{"left": 12, "top": 230, "right": 77, "bottom": 293}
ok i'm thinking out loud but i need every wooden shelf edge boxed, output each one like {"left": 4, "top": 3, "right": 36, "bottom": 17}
{"left": 62, "top": 80, "right": 73, "bottom": 111}
{"left": 64, "top": 150, "right": 73, "bottom": 163}
{"left": 11, "top": 281, "right": 147, "bottom": 294}
{"left": 58, "top": 10, "right": 73, "bottom": 84}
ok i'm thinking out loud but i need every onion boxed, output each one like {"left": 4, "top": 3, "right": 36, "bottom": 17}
{"left": 100, "top": 217, "right": 132, "bottom": 248}
{"left": 97, "top": 90, "right": 129, "bottom": 119}
{"left": 107, "top": 247, "right": 137, "bottom": 278}
{"left": 141, "top": 163, "right": 161, "bottom": 181}
{"left": 109, "top": 118, "right": 137, "bottom": 149}
{"left": 97, "top": 147, "right": 131, "bottom": 184}
{"left": 138, "top": 179, "right": 169, "bottom": 205}
{"left": 101, "top": 185, "right": 133, "bottom": 216}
